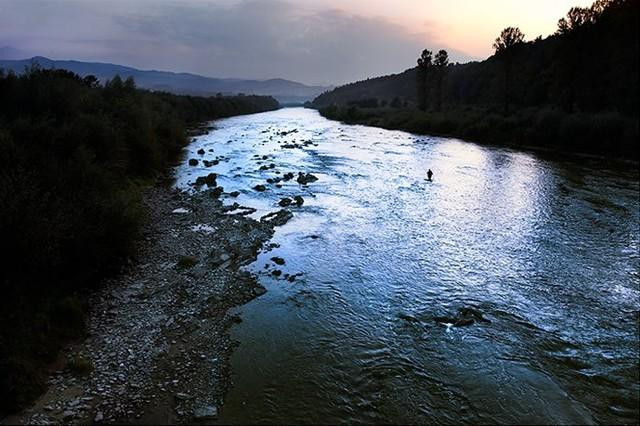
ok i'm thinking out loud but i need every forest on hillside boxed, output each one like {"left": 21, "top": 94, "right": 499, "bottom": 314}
{"left": 312, "top": 0, "right": 639, "bottom": 157}
{"left": 0, "top": 66, "right": 278, "bottom": 413}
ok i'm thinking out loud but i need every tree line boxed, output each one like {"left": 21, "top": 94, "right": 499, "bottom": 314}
{"left": 312, "top": 0, "right": 638, "bottom": 157}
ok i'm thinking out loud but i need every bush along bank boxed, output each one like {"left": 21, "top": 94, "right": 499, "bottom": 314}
{"left": 317, "top": 105, "right": 639, "bottom": 160}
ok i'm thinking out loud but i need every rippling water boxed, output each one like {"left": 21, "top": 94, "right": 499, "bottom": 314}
{"left": 176, "top": 107, "right": 639, "bottom": 424}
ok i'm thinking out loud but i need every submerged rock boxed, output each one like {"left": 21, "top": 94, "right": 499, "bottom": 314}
{"left": 279, "top": 197, "right": 292, "bottom": 207}
{"left": 254, "top": 184, "right": 267, "bottom": 192}
{"left": 434, "top": 307, "right": 491, "bottom": 327}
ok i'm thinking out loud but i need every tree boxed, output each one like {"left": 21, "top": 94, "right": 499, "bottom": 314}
{"left": 416, "top": 49, "right": 432, "bottom": 111}
{"left": 493, "top": 27, "right": 525, "bottom": 53}
{"left": 434, "top": 49, "right": 449, "bottom": 111}
{"left": 493, "top": 27, "right": 525, "bottom": 114}
{"left": 557, "top": 7, "right": 592, "bottom": 34}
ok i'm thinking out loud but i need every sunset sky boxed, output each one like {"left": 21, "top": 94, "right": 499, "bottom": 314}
{"left": 0, "top": 0, "right": 593, "bottom": 85}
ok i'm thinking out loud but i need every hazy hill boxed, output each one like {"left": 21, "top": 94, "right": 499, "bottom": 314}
{"left": 0, "top": 56, "right": 331, "bottom": 104}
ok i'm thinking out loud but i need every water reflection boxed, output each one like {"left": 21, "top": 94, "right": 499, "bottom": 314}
{"left": 175, "top": 108, "right": 639, "bottom": 424}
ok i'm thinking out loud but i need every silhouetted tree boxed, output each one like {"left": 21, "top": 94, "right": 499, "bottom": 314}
{"left": 416, "top": 49, "right": 432, "bottom": 111}
{"left": 493, "top": 27, "right": 525, "bottom": 114}
{"left": 434, "top": 49, "right": 449, "bottom": 111}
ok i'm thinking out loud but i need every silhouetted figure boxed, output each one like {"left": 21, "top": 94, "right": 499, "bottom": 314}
{"left": 427, "top": 169, "right": 433, "bottom": 181}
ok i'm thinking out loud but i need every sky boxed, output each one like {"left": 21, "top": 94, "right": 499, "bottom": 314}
{"left": 0, "top": 0, "right": 593, "bottom": 86}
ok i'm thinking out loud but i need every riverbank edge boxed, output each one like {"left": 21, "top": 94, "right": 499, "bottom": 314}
{"left": 4, "top": 173, "right": 292, "bottom": 424}
{"left": 312, "top": 106, "right": 639, "bottom": 166}
{"left": 0, "top": 110, "right": 279, "bottom": 420}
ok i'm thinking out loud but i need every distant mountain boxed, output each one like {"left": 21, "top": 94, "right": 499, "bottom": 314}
{"left": 0, "top": 56, "right": 332, "bottom": 104}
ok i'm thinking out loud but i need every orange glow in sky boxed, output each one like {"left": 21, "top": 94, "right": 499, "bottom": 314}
{"left": 318, "top": 0, "right": 595, "bottom": 58}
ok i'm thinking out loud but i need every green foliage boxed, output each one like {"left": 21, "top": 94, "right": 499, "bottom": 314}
{"left": 0, "top": 66, "right": 278, "bottom": 415}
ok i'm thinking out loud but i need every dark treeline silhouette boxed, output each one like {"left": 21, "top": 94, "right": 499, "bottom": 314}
{"left": 312, "top": 0, "right": 639, "bottom": 157}
{"left": 0, "top": 66, "right": 278, "bottom": 414}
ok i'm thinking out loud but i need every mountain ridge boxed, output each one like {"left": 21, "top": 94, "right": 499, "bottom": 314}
{"left": 0, "top": 56, "right": 332, "bottom": 103}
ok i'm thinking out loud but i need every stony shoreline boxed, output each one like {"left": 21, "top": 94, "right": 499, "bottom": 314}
{"left": 6, "top": 183, "right": 290, "bottom": 425}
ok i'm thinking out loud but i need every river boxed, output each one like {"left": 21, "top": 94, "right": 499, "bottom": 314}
{"left": 175, "top": 107, "right": 639, "bottom": 424}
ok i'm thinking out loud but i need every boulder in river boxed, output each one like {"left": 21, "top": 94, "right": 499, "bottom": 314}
{"left": 271, "top": 256, "right": 285, "bottom": 265}
{"left": 279, "top": 197, "right": 292, "bottom": 207}
{"left": 283, "top": 172, "right": 295, "bottom": 181}
{"left": 294, "top": 195, "right": 304, "bottom": 206}
{"left": 297, "top": 172, "right": 318, "bottom": 185}
{"left": 197, "top": 148, "right": 205, "bottom": 155}
{"left": 228, "top": 191, "right": 240, "bottom": 197}
{"left": 254, "top": 184, "right": 267, "bottom": 192}
{"left": 188, "top": 159, "right": 199, "bottom": 166}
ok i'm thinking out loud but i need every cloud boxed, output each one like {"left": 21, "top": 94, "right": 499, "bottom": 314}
{"left": 0, "top": 0, "right": 470, "bottom": 85}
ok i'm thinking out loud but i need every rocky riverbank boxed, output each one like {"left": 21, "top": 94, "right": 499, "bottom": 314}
{"left": 5, "top": 183, "right": 291, "bottom": 425}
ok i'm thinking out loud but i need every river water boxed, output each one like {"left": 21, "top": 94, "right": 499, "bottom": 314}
{"left": 176, "top": 107, "right": 639, "bottom": 424}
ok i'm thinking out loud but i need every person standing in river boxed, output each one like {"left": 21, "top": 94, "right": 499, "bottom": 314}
{"left": 427, "top": 169, "right": 433, "bottom": 181}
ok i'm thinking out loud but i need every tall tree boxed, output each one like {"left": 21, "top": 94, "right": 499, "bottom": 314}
{"left": 493, "top": 27, "right": 525, "bottom": 114}
{"left": 434, "top": 49, "right": 449, "bottom": 111}
{"left": 416, "top": 49, "right": 432, "bottom": 111}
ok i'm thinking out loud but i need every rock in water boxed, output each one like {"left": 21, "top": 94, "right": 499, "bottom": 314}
{"left": 279, "top": 197, "right": 292, "bottom": 207}
{"left": 188, "top": 159, "right": 198, "bottom": 166}
{"left": 209, "top": 187, "right": 224, "bottom": 199}
{"left": 254, "top": 184, "right": 267, "bottom": 192}
{"left": 297, "top": 172, "right": 318, "bottom": 185}
{"left": 197, "top": 148, "right": 205, "bottom": 155}
{"left": 204, "top": 173, "right": 217, "bottom": 186}
{"left": 260, "top": 210, "right": 293, "bottom": 226}
{"left": 294, "top": 195, "right": 304, "bottom": 206}
{"left": 271, "top": 256, "right": 285, "bottom": 265}
{"left": 433, "top": 307, "right": 490, "bottom": 327}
